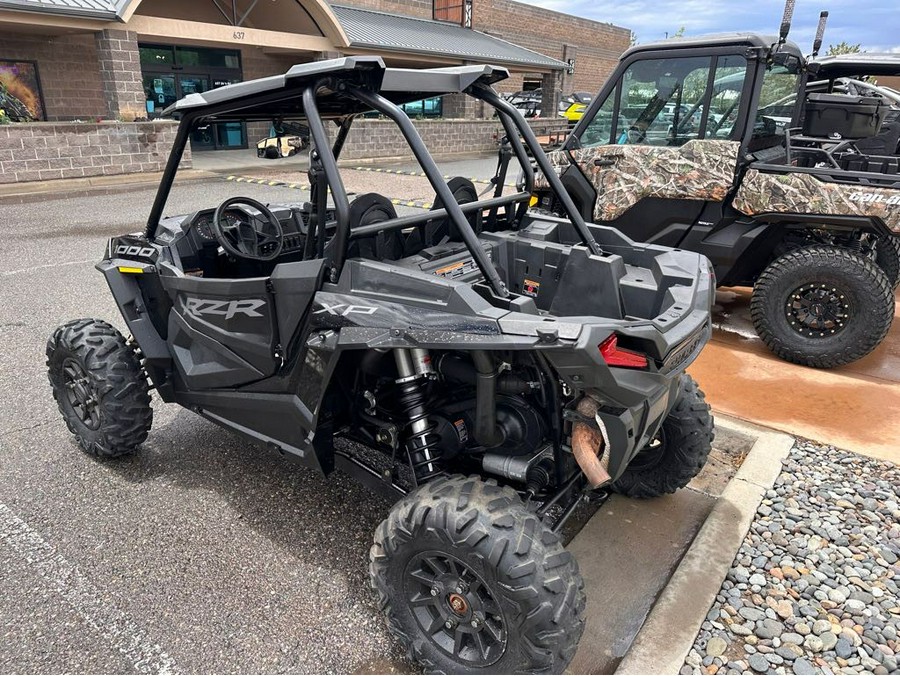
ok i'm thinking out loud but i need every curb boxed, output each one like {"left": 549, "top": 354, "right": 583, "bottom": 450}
{"left": 614, "top": 416, "right": 794, "bottom": 675}
{"left": 0, "top": 169, "right": 215, "bottom": 203}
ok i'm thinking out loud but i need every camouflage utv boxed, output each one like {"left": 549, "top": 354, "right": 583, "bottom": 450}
{"left": 534, "top": 17, "right": 900, "bottom": 368}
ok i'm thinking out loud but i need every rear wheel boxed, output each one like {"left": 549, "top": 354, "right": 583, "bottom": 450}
{"left": 370, "top": 475, "right": 585, "bottom": 674}
{"left": 750, "top": 246, "right": 895, "bottom": 368}
{"left": 613, "top": 375, "right": 713, "bottom": 499}
{"left": 46, "top": 318, "right": 152, "bottom": 458}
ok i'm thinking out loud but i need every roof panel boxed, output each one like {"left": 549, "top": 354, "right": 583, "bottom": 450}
{"left": 0, "top": 0, "right": 135, "bottom": 19}
{"left": 331, "top": 4, "right": 567, "bottom": 71}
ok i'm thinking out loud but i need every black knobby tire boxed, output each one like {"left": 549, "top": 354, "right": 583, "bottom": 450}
{"left": 875, "top": 236, "right": 900, "bottom": 290}
{"left": 370, "top": 475, "right": 585, "bottom": 674}
{"left": 46, "top": 318, "right": 152, "bottom": 458}
{"left": 613, "top": 374, "right": 713, "bottom": 499}
{"left": 750, "top": 246, "right": 895, "bottom": 368}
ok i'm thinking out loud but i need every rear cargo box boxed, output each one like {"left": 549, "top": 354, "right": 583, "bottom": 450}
{"left": 803, "top": 93, "right": 889, "bottom": 139}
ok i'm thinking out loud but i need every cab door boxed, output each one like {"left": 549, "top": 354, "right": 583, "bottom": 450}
{"left": 164, "top": 272, "right": 278, "bottom": 389}
{"left": 562, "top": 53, "right": 749, "bottom": 246}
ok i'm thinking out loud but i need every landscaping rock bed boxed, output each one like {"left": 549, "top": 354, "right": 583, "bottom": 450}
{"left": 683, "top": 440, "right": 900, "bottom": 675}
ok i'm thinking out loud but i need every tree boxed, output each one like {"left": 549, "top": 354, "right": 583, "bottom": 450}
{"left": 666, "top": 26, "right": 686, "bottom": 39}
{"left": 827, "top": 41, "right": 862, "bottom": 55}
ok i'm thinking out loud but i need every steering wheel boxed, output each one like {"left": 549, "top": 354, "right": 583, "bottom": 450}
{"left": 212, "top": 196, "right": 284, "bottom": 261}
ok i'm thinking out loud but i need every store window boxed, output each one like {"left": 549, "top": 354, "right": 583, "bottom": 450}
{"left": 139, "top": 43, "right": 245, "bottom": 150}
{"left": 401, "top": 97, "right": 443, "bottom": 119}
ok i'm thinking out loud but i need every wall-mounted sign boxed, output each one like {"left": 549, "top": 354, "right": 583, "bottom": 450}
{"left": 0, "top": 59, "right": 45, "bottom": 121}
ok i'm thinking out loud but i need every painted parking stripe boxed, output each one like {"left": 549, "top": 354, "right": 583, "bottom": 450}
{"left": 222, "top": 175, "right": 433, "bottom": 210}
{"left": 0, "top": 503, "right": 178, "bottom": 675}
{"left": 350, "top": 165, "right": 517, "bottom": 189}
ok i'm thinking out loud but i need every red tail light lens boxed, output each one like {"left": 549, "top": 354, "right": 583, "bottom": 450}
{"left": 599, "top": 334, "right": 649, "bottom": 369}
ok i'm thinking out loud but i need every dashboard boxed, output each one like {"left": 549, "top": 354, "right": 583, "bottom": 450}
{"left": 186, "top": 203, "right": 310, "bottom": 255}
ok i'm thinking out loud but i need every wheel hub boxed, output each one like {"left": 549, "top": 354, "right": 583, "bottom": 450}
{"left": 785, "top": 283, "right": 849, "bottom": 338}
{"left": 62, "top": 359, "right": 100, "bottom": 430}
{"left": 405, "top": 551, "right": 507, "bottom": 666}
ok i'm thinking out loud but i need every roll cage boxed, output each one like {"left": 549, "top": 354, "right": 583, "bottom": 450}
{"left": 147, "top": 56, "right": 600, "bottom": 298}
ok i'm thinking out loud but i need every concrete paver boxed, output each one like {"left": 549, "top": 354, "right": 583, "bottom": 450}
{"left": 690, "top": 288, "right": 900, "bottom": 465}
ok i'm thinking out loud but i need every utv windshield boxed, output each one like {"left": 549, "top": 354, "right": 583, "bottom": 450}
{"left": 575, "top": 53, "right": 749, "bottom": 148}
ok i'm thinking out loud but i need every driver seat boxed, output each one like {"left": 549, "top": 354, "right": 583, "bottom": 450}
{"left": 346, "top": 193, "right": 405, "bottom": 262}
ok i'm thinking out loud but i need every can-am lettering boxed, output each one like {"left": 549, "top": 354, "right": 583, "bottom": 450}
{"left": 185, "top": 298, "right": 266, "bottom": 319}
{"left": 848, "top": 192, "right": 900, "bottom": 206}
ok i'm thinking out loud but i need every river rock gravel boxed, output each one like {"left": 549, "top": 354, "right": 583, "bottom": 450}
{"left": 682, "top": 440, "right": 900, "bottom": 675}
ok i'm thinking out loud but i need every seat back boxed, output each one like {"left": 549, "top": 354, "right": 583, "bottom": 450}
{"left": 346, "top": 193, "right": 404, "bottom": 261}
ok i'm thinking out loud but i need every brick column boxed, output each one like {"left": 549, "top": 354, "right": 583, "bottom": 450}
{"left": 541, "top": 71, "right": 562, "bottom": 119}
{"left": 95, "top": 29, "right": 145, "bottom": 121}
{"left": 442, "top": 92, "right": 482, "bottom": 119}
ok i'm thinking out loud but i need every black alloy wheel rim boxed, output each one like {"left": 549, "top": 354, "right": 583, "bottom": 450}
{"left": 785, "top": 283, "right": 850, "bottom": 338}
{"left": 405, "top": 551, "right": 507, "bottom": 666}
{"left": 62, "top": 359, "right": 101, "bottom": 430}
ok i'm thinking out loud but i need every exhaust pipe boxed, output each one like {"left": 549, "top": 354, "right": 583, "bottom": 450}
{"left": 571, "top": 396, "right": 611, "bottom": 488}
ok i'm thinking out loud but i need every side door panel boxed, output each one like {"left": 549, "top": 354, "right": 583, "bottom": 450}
{"left": 163, "top": 273, "right": 276, "bottom": 389}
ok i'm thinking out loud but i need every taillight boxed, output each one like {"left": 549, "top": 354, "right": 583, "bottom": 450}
{"left": 599, "top": 334, "right": 649, "bottom": 369}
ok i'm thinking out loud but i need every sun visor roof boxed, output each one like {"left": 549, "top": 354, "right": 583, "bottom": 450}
{"left": 162, "top": 57, "right": 507, "bottom": 120}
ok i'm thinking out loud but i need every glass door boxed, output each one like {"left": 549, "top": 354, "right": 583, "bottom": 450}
{"left": 142, "top": 74, "right": 177, "bottom": 117}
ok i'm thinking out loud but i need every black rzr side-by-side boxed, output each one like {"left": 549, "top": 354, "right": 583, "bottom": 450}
{"left": 47, "top": 56, "right": 715, "bottom": 674}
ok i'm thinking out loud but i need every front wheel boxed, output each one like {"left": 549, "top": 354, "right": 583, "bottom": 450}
{"left": 750, "top": 246, "right": 895, "bottom": 368}
{"left": 613, "top": 374, "right": 713, "bottom": 499}
{"left": 46, "top": 318, "right": 152, "bottom": 458}
{"left": 370, "top": 475, "right": 585, "bottom": 674}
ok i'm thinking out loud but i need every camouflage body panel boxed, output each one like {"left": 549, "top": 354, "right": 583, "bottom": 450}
{"left": 733, "top": 168, "right": 900, "bottom": 233}
{"left": 538, "top": 140, "right": 741, "bottom": 222}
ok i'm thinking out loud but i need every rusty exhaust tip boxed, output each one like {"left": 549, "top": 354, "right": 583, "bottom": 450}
{"left": 572, "top": 396, "right": 611, "bottom": 488}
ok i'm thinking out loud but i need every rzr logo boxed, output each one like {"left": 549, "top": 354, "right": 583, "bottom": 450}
{"left": 115, "top": 244, "right": 156, "bottom": 258}
{"left": 185, "top": 298, "right": 266, "bottom": 320}
{"left": 314, "top": 302, "right": 378, "bottom": 316}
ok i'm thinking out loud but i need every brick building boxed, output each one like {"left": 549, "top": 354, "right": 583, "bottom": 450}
{"left": 0, "top": 0, "right": 629, "bottom": 182}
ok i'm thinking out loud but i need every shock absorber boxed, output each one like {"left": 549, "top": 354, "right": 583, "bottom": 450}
{"left": 394, "top": 348, "right": 443, "bottom": 485}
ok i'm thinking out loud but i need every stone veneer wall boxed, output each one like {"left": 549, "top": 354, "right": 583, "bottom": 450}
{"left": 329, "top": 117, "right": 570, "bottom": 161}
{"left": 0, "top": 121, "right": 190, "bottom": 184}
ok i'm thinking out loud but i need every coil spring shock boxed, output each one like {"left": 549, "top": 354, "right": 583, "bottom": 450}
{"left": 394, "top": 349, "right": 443, "bottom": 485}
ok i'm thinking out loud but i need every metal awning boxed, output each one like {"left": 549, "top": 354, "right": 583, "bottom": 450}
{"left": 331, "top": 4, "right": 567, "bottom": 72}
{"left": 0, "top": 0, "right": 135, "bottom": 21}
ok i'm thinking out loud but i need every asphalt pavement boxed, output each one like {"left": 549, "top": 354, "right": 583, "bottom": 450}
{"left": 0, "top": 181, "right": 414, "bottom": 673}
{"left": 3, "top": 155, "right": 898, "bottom": 673}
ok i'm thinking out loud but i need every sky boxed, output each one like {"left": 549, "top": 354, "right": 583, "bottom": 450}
{"left": 514, "top": 0, "right": 900, "bottom": 53}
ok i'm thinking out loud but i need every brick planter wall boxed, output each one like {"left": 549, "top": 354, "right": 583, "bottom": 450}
{"left": 330, "top": 117, "right": 570, "bottom": 161}
{"left": 0, "top": 121, "right": 190, "bottom": 184}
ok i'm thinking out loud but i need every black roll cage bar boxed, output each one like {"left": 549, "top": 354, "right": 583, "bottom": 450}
{"left": 146, "top": 75, "right": 601, "bottom": 298}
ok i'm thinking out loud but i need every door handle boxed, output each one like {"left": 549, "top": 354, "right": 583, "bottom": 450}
{"left": 593, "top": 158, "right": 616, "bottom": 167}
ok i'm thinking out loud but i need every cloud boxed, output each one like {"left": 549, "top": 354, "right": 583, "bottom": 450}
{"left": 515, "top": 0, "right": 900, "bottom": 53}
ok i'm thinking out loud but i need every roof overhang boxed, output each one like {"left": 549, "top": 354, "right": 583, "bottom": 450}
{"left": 331, "top": 4, "right": 568, "bottom": 73}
